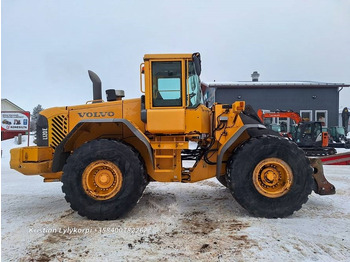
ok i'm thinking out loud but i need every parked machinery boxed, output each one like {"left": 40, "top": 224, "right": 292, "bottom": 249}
{"left": 257, "top": 109, "right": 336, "bottom": 156}
{"left": 327, "top": 126, "right": 350, "bottom": 149}
{"left": 10, "top": 53, "right": 335, "bottom": 220}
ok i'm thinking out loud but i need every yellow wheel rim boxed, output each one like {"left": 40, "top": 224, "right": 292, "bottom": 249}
{"left": 253, "top": 158, "right": 293, "bottom": 198}
{"left": 82, "top": 160, "right": 123, "bottom": 200}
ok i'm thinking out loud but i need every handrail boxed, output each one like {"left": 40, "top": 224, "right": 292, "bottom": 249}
{"left": 86, "top": 99, "right": 104, "bottom": 104}
{"left": 186, "top": 60, "right": 190, "bottom": 107}
{"left": 140, "top": 63, "right": 145, "bottom": 93}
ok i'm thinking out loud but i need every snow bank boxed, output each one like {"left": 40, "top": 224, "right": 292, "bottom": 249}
{"left": 1, "top": 137, "right": 350, "bottom": 261}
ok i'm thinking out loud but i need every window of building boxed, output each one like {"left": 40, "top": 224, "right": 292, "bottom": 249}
{"left": 278, "top": 117, "right": 289, "bottom": 133}
{"left": 300, "top": 110, "right": 312, "bottom": 122}
{"left": 315, "top": 110, "right": 328, "bottom": 127}
{"left": 277, "top": 117, "right": 297, "bottom": 134}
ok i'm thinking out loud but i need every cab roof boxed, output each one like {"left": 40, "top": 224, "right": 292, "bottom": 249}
{"left": 143, "top": 53, "right": 193, "bottom": 60}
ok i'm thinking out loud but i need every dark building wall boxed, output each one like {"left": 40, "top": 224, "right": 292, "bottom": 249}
{"left": 214, "top": 87, "right": 339, "bottom": 127}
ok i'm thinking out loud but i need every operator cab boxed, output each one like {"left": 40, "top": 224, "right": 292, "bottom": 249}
{"left": 141, "top": 53, "right": 210, "bottom": 135}
{"left": 295, "top": 121, "right": 323, "bottom": 147}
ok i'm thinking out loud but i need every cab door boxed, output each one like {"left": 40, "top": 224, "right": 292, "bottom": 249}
{"left": 145, "top": 60, "right": 186, "bottom": 134}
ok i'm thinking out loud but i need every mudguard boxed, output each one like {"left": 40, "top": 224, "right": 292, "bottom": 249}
{"left": 52, "top": 119, "right": 153, "bottom": 172}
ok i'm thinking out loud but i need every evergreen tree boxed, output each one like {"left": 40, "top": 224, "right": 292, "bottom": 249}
{"left": 30, "top": 104, "right": 44, "bottom": 132}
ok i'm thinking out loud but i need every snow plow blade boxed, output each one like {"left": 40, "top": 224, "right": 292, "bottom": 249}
{"left": 309, "top": 158, "right": 336, "bottom": 195}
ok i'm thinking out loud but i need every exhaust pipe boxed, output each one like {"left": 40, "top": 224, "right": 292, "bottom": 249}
{"left": 88, "top": 70, "right": 102, "bottom": 103}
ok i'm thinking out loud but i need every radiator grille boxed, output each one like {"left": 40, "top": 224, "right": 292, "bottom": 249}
{"left": 50, "top": 115, "right": 68, "bottom": 149}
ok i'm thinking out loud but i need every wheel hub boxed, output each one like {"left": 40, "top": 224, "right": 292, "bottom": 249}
{"left": 95, "top": 169, "right": 114, "bottom": 188}
{"left": 82, "top": 160, "right": 123, "bottom": 200}
{"left": 260, "top": 167, "right": 280, "bottom": 186}
{"left": 253, "top": 158, "right": 293, "bottom": 198}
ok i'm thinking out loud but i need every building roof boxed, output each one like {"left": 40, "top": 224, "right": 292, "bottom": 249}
{"left": 1, "top": 99, "right": 25, "bottom": 111}
{"left": 202, "top": 81, "right": 350, "bottom": 89}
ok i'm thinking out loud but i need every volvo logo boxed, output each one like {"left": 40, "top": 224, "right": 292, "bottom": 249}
{"left": 78, "top": 112, "right": 115, "bottom": 118}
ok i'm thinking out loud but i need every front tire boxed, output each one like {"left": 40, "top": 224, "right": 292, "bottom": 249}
{"left": 226, "top": 136, "right": 313, "bottom": 218}
{"left": 217, "top": 175, "right": 228, "bottom": 187}
{"left": 61, "top": 139, "right": 147, "bottom": 220}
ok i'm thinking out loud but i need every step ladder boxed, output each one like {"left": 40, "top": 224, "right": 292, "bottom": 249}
{"left": 150, "top": 136, "right": 188, "bottom": 174}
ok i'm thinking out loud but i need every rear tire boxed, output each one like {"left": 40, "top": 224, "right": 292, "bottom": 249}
{"left": 61, "top": 139, "right": 147, "bottom": 220}
{"left": 226, "top": 136, "right": 313, "bottom": 218}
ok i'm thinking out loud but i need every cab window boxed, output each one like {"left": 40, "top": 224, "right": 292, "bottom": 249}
{"left": 187, "top": 61, "right": 203, "bottom": 108}
{"left": 152, "top": 61, "right": 182, "bottom": 107}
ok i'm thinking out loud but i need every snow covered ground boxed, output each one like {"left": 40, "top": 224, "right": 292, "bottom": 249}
{"left": 1, "top": 136, "right": 350, "bottom": 261}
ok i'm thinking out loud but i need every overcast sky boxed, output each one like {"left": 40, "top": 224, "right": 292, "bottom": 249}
{"left": 2, "top": 0, "right": 350, "bottom": 112}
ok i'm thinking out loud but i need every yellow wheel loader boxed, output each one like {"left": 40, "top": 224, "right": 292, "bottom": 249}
{"left": 10, "top": 53, "right": 334, "bottom": 220}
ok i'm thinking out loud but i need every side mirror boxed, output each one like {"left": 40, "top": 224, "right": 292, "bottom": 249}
{"left": 192, "top": 52, "right": 201, "bottom": 76}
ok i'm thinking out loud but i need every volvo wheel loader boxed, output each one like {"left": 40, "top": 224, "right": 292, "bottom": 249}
{"left": 10, "top": 53, "right": 333, "bottom": 220}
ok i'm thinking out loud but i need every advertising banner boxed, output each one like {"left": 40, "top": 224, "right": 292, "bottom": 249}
{"left": 1, "top": 111, "right": 30, "bottom": 132}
